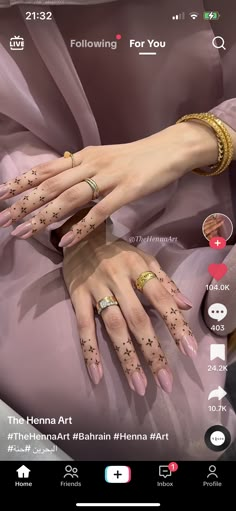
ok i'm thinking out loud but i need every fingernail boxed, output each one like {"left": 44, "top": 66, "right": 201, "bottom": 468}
{"left": 0, "top": 209, "right": 12, "bottom": 227}
{"left": 59, "top": 231, "right": 75, "bottom": 248}
{"left": 155, "top": 368, "right": 173, "bottom": 393}
{"left": 11, "top": 221, "right": 33, "bottom": 238}
{"left": 175, "top": 292, "right": 193, "bottom": 309}
{"left": 87, "top": 363, "right": 101, "bottom": 385}
{"left": 131, "top": 371, "right": 146, "bottom": 396}
{"left": 179, "top": 335, "right": 198, "bottom": 358}
{"left": 127, "top": 376, "right": 135, "bottom": 392}
{"left": 0, "top": 185, "right": 9, "bottom": 198}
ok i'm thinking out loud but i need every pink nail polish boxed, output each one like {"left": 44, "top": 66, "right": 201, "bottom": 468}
{"left": 127, "top": 376, "right": 135, "bottom": 392}
{"left": 87, "top": 363, "right": 101, "bottom": 385}
{"left": 155, "top": 369, "right": 173, "bottom": 393}
{"left": 0, "top": 185, "right": 9, "bottom": 198}
{"left": 59, "top": 231, "right": 75, "bottom": 248}
{"left": 175, "top": 292, "right": 193, "bottom": 309}
{"left": 0, "top": 209, "right": 12, "bottom": 227}
{"left": 11, "top": 222, "right": 33, "bottom": 238}
{"left": 179, "top": 335, "right": 198, "bottom": 358}
{"left": 131, "top": 371, "right": 146, "bottom": 396}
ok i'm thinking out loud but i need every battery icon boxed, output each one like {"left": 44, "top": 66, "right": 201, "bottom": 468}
{"left": 203, "top": 11, "right": 220, "bottom": 20}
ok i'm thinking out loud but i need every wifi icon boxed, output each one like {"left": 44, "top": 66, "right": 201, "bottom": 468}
{"left": 189, "top": 12, "right": 199, "bottom": 19}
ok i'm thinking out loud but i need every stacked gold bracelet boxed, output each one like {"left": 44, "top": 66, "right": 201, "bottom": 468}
{"left": 176, "top": 112, "right": 234, "bottom": 176}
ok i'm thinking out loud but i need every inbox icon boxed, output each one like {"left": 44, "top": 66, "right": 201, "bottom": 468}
{"left": 10, "top": 36, "right": 24, "bottom": 51}
{"left": 159, "top": 465, "right": 171, "bottom": 478}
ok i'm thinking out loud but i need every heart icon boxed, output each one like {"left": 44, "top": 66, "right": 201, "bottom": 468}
{"left": 208, "top": 263, "right": 228, "bottom": 281}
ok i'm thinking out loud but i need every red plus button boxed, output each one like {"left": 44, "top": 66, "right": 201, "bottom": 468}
{"left": 209, "top": 236, "right": 226, "bottom": 250}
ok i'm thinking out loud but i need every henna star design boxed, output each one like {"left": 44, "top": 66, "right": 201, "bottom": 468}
{"left": 21, "top": 207, "right": 27, "bottom": 213}
{"left": 124, "top": 349, "right": 132, "bottom": 356}
{"left": 88, "top": 346, "right": 95, "bottom": 353}
{"left": 146, "top": 338, "right": 153, "bottom": 346}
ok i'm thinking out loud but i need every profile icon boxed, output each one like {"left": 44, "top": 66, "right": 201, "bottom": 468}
{"left": 207, "top": 465, "right": 218, "bottom": 478}
{"left": 202, "top": 213, "right": 233, "bottom": 241}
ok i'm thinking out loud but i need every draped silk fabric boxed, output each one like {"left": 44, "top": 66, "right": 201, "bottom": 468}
{"left": 0, "top": 0, "right": 235, "bottom": 460}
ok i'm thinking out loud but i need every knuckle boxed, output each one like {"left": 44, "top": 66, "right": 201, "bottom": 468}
{"left": 123, "top": 354, "right": 138, "bottom": 371}
{"left": 103, "top": 309, "right": 124, "bottom": 331}
{"left": 76, "top": 313, "right": 91, "bottom": 330}
{"left": 93, "top": 201, "right": 109, "bottom": 220}
{"left": 62, "top": 187, "right": 79, "bottom": 203}
{"left": 128, "top": 306, "right": 148, "bottom": 328}
{"left": 40, "top": 178, "right": 58, "bottom": 195}
{"left": 81, "top": 145, "right": 96, "bottom": 158}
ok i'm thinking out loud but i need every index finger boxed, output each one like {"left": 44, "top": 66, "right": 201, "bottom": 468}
{"left": 0, "top": 154, "right": 81, "bottom": 200}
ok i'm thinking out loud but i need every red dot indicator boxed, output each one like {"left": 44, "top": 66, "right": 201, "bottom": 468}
{"left": 116, "top": 34, "right": 122, "bottom": 40}
{"left": 168, "top": 462, "right": 178, "bottom": 472}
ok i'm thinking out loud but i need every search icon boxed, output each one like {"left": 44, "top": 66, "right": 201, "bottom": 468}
{"left": 212, "top": 36, "right": 226, "bottom": 50}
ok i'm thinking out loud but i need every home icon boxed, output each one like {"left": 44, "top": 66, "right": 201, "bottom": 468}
{"left": 16, "top": 465, "right": 31, "bottom": 479}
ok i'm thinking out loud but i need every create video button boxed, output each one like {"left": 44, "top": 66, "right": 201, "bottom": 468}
{"left": 105, "top": 466, "right": 131, "bottom": 483}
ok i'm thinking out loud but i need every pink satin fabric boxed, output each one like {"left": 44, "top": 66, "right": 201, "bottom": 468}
{"left": 0, "top": 0, "right": 235, "bottom": 460}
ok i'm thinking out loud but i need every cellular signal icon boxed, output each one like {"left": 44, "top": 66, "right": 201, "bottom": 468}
{"left": 189, "top": 12, "right": 199, "bottom": 20}
{"left": 172, "top": 12, "right": 185, "bottom": 20}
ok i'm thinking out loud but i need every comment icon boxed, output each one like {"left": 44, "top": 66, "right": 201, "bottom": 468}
{"left": 208, "top": 303, "right": 227, "bottom": 322}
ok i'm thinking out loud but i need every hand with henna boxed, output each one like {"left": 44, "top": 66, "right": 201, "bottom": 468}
{"left": 61, "top": 217, "right": 197, "bottom": 397}
{"left": 203, "top": 214, "right": 224, "bottom": 240}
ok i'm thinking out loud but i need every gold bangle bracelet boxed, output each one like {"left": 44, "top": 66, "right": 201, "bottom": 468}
{"left": 176, "top": 112, "right": 234, "bottom": 176}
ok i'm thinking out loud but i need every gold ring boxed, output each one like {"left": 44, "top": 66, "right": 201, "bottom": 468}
{"left": 135, "top": 271, "right": 157, "bottom": 292}
{"left": 84, "top": 178, "right": 100, "bottom": 199}
{"left": 64, "top": 151, "right": 75, "bottom": 168}
{"left": 96, "top": 295, "right": 119, "bottom": 315}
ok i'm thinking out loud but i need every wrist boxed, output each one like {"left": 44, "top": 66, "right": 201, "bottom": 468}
{"left": 177, "top": 121, "right": 219, "bottom": 171}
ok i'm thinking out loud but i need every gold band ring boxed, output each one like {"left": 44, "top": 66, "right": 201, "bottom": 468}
{"left": 96, "top": 295, "right": 119, "bottom": 315}
{"left": 64, "top": 151, "right": 75, "bottom": 168}
{"left": 84, "top": 178, "right": 100, "bottom": 199}
{"left": 135, "top": 271, "right": 157, "bottom": 292}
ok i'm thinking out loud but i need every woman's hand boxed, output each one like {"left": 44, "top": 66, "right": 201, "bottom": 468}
{"left": 0, "top": 121, "right": 218, "bottom": 244}
{"left": 203, "top": 214, "right": 224, "bottom": 240}
{"left": 62, "top": 225, "right": 197, "bottom": 396}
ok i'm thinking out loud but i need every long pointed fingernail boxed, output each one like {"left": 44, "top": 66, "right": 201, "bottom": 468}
{"left": 0, "top": 209, "right": 12, "bottom": 227}
{"left": 59, "top": 231, "right": 75, "bottom": 248}
{"left": 155, "top": 368, "right": 173, "bottom": 393}
{"left": 175, "top": 292, "right": 193, "bottom": 309}
{"left": 131, "top": 371, "right": 146, "bottom": 396}
{"left": 0, "top": 185, "right": 9, "bottom": 198}
{"left": 11, "top": 222, "right": 33, "bottom": 238}
{"left": 179, "top": 335, "right": 198, "bottom": 358}
{"left": 87, "top": 363, "right": 101, "bottom": 385}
